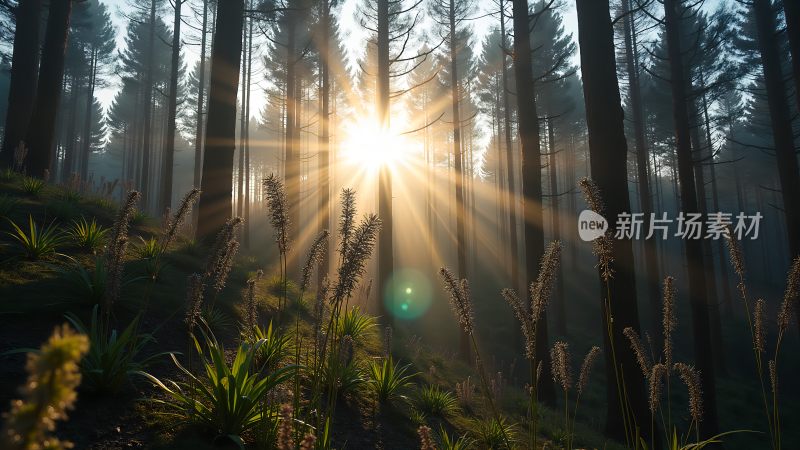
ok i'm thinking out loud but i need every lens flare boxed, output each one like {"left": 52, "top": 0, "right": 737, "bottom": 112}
{"left": 383, "top": 268, "right": 432, "bottom": 320}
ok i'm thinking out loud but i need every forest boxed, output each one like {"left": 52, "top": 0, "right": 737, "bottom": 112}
{"left": 0, "top": 0, "right": 798, "bottom": 448}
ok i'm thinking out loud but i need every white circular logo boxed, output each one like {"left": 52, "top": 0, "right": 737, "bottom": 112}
{"left": 578, "top": 210, "right": 608, "bottom": 242}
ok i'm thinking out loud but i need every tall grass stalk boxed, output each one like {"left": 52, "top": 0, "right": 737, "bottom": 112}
{"left": 441, "top": 267, "right": 511, "bottom": 450}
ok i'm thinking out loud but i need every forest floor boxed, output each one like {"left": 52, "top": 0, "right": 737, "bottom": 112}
{"left": 0, "top": 172, "right": 797, "bottom": 449}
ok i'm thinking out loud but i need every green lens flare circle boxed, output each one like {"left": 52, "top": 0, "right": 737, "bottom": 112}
{"left": 383, "top": 268, "right": 432, "bottom": 320}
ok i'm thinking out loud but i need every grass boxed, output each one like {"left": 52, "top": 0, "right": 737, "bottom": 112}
{"left": 5, "top": 215, "right": 65, "bottom": 260}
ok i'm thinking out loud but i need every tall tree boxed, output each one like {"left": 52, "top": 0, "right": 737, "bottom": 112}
{"left": 784, "top": 0, "right": 800, "bottom": 112}
{"left": 663, "top": 0, "right": 719, "bottom": 437}
{"left": 430, "top": 0, "right": 476, "bottom": 362}
{"left": 621, "top": 0, "right": 660, "bottom": 334}
{"left": 26, "top": 0, "right": 73, "bottom": 178}
{"left": 575, "top": 0, "right": 650, "bottom": 442}
{"left": 196, "top": 0, "right": 245, "bottom": 240}
{"left": 1, "top": 0, "right": 42, "bottom": 169}
{"left": 159, "top": 0, "right": 184, "bottom": 213}
{"left": 510, "top": 0, "right": 553, "bottom": 406}
{"left": 751, "top": 0, "right": 800, "bottom": 265}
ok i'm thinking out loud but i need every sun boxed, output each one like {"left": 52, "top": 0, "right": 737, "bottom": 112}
{"left": 340, "top": 117, "right": 412, "bottom": 173}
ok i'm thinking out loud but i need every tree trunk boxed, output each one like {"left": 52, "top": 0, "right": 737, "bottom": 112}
{"left": 139, "top": 0, "right": 157, "bottom": 210}
{"left": 1, "top": 0, "right": 42, "bottom": 169}
{"left": 500, "top": 0, "right": 520, "bottom": 296}
{"left": 575, "top": 0, "right": 650, "bottom": 441}
{"left": 547, "top": 119, "right": 566, "bottom": 337}
{"left": 377, "top": 0, "right": 393, "bottom": 328}
{"left": 26, "top": 0, "right": 72, "bottom": 179}
{"left": 237, "top": 19, "right": 247, "bottom": 218}
{"left": 80, "top": 47, "right": 97, "bottom": 181}
{"left": 192, "top": 0, "right": 209, "bottom": 233}
{"left": 243, "top": 2, "right": 253, "bottom": 247}
{"left": 784, "top": 0, "right": 800, "bottom": 113}
{"left": 284, "top": 7, "right": 300, "bottom": 271}
{"left": 446, "top": 0, "right": 469, "bottom": 363}
{"left": 622, "top": 0, "right": 660, "bottom": 335}
{"left": 62, "top": 75, "right": 79, "bottom": 181}
{"left": 318, "top": 0, "right": 331, "bottom": 279}
{"left": 159, "top": 0, "right": 183, "bottom": 214}
{"left": 511, "top": 0, "right": 553, "bottom": 407}
{"left": 754, "top": 0, "right": 800, "bottom": 334}
{"left": 196, "top": 0, "right": 245, "bottom": 240}
{"left": 664, "top": 0, "right": 719, "bottom": 438}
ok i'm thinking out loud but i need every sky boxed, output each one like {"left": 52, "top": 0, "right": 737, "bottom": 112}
{"left": 94, "top": 0, "right": 580, "bottom": 122}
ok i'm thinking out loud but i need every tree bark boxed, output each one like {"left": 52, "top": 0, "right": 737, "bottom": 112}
{"left": 664, "top": 0, "right": 719, "bottom": 438}
{"left": 80, "top": 47, "right": 97, "bottom": 180}
{"left": 1, "top": 0, "right": 42, "bottom": 169}
{"left": 139, "top": 0, "right": 157, "bottom": 209}
{"left": 511, "top": 0, "right": 553, "bottom": 407}
{"left": 318, "top": 0, "right": 331, "bottom": 279}
{"left": 196, "top": 0, "right": 244, "bottom": 240}
{"left": 575, "top": 0, "right": 650, "bottom": 441}
{"left": 784, "top": 0, "right": 800, "bottom": 113}
{"left": 753, "top": 0, "right": 800, "bottom": 333}
{"left": 377, "top": 0, "right": 393, "bottom": 328}
{"left": 26, "top": 0, "right": 72, "bottom": 179}
{"left": 622, "top": 0, "right": 660, "bottom": 335}
{"left": 547, "top": 119, "right": 566, "bottom": 336}
{"left": 159, "top": 0, "right": 183, "bottom": 213}
{"left": 499, "top": 0, "right": 520, "bottom": 296}
{"left": 446, "top": 0, "right": 470, "bottom": 363}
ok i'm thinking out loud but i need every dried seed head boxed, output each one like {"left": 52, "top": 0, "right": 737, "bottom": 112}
{"left": 674, "top": 362, "right": 703, "bottom": 423}
{"left": 301, "top": 230, "right": 329, "bottom": 291}
{"left": 623, "top": 327, "right": 651, "bottom": 377}
{"left": 725, "top": 230, "right": 746, "bottom": 280}
{"left": 579, "top": 178, "right": 614, "bottom": 281}
{"left": 439, "top": 267, "right": 474, "bottom": 334}
{"left": 779, "top": 256, "right": 799, "bottom": 333}
{"left": 418, "top": 425, "right": 436, "bottom": 450}
{"left": 768, "top": 359, "right": 777, "bottom": 396}
{"left": 185, "top": 273, "right": 204, "bottom": 331}
{"left": 160, "top": 188, "right": 200, "bottom": 251}
{"left": 753, "top": 298, "right": 765, "bottom": 354}
{"left": 531, "top": 241, "right": 562, "bottom": 322}
{"left": 662, "top": 276, "right": 676, "bottom": 367}
{"left": 276, "top": 403, "right": 294, "bottom": 450}
{"left": 299, "top": 433, "right": 317, "bottom": 450}
{"left": 550, "top": 341, "right": 572, "bottom": 392}
{"left": 502, "top": 288, "right": 535, "bottom": 360}
{"left": 263, "top": 174, "right": 291, "bottom": 254}
{"left": 333, "top": 214, "right": 381, "bottom": 305}
{"left": 338, "top": 188, "right": 357, "bottom": 259}
{"left": 577, "top": 346, "right": 601, "bottom": 396}
{"left": 648, "top": 363, "right": 668, "bottom": 415}
{"left": 211, "top": 241, "right": 239, "bottom": 293}
{"left": 244, "top": 277, "right": 258, "bottom": 331}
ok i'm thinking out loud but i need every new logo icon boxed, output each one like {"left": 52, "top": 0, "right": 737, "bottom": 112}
{"left": 578, "top": 210, "right": 608, "bottom": 242}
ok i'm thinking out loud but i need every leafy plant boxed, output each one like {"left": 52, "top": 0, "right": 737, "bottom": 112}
{"left": 21, "top": 176, "right": 44, "bottom": 196}
{"left": 56, "top": 256, "right": 108, "bottom": 306}
{"left": 140, "top": 327, "right": 297, "bottom": 438}
{"left": 201, "top": 305, "right": 234, "bottom": 332}
{"left": 136, "top": 236, "right": 164, "bottom": 278}
{"left": 473, "top": 417, "right": 517, "bottom": 450}
{"left": 367, "top": 356, "right": 416, "bottom": 404}
{"left": 69, "top": 216, "right": 108, "bottom": 253}
{"left": 5, "top": 215, "right": 65, "bottom": 260}
{"left": 438, "top": 426, "right": 475, "bottom": 450}
{"left": 414, "top": 385, "right": 459, "bottom": 417}
{"left": 243, "top": 321, "right": 291, "bottom": 371}
{"left": 336, "top": 306, "right": 377, "bottom": 342}
{"left": 322, "top": 355, "right": 365, "bottom": 398}
{"left": 65, "top": 306, "right": 161, "bottom": 393}
{"left": 0, "top": 194, "right": 19, "bottom": 218}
